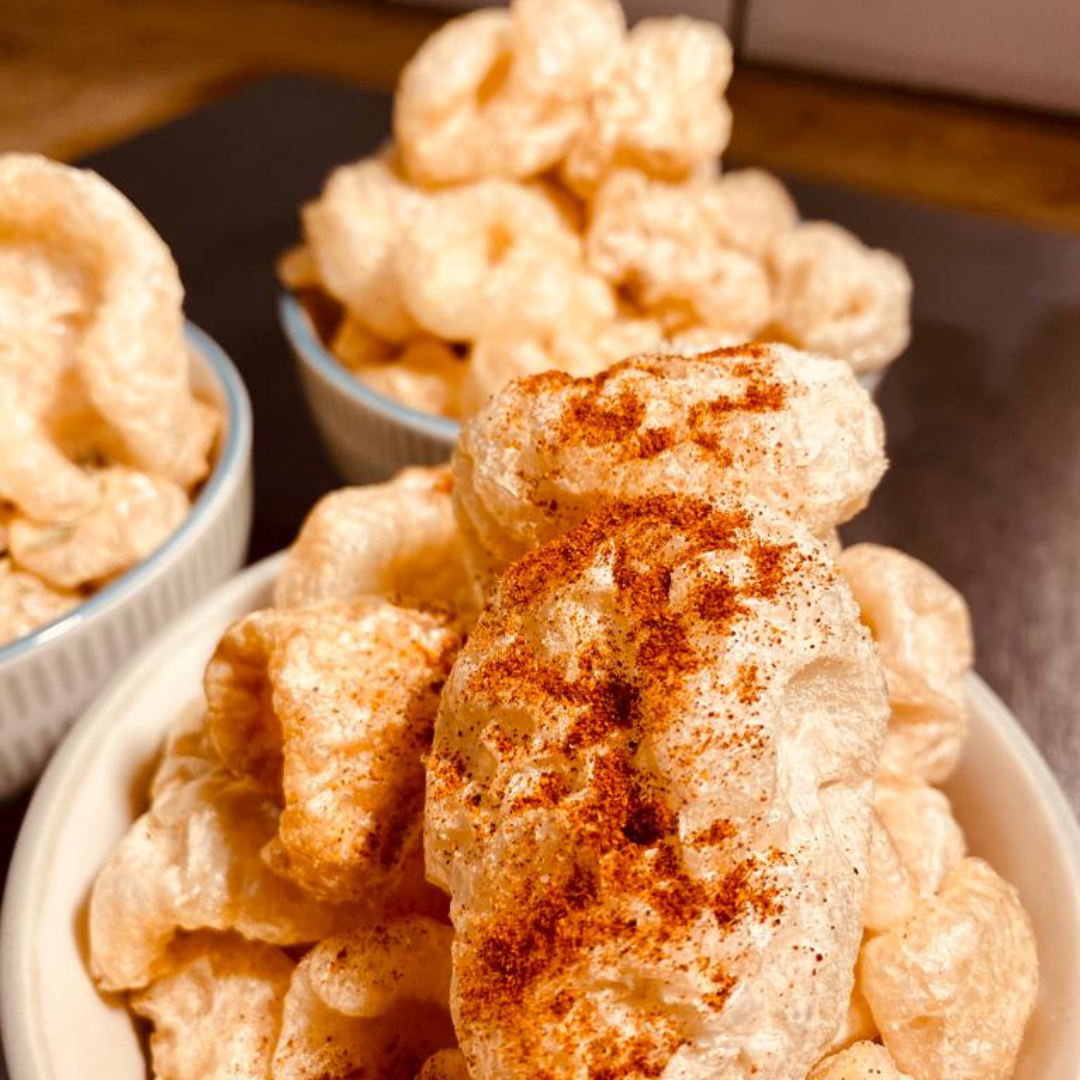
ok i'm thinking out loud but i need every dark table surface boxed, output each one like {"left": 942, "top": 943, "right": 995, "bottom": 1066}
{"left": 1, "top": 76, "right": 1079, "bottom": 1075}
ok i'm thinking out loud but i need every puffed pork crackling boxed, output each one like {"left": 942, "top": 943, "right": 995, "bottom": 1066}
{"left": 426, "top": 493, "right": 890, "bottom": 1080}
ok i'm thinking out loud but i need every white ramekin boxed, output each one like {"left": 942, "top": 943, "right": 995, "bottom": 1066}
{"left": 0, "top": 324, "right": 253, "bottom": 797}
{"left": 280, "top": 291, "right": 458, "bottom": 484}
{"left": 1, "top": 549, "right": 1077, "bottom": 1079}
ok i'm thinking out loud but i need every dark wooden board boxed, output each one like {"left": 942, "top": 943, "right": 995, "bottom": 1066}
{"left": 2, "top": 75, "right": 1079, "bottom": 1074}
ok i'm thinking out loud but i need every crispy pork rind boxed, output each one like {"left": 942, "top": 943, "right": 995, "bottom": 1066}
{"left": 348, "top": 337, "right": 469, "bottom": 420}
{"left": 586, "top": 170, "right": 771, "bottom": 337}
{"left": 875, "top": 778, "right": 965, "bottom": 899}
{"left": 0, "top": 154, "right": 216, "bottom": 487}
{"left": 272, "top": 917, "right": 457, "bottom": 1080}
{"left": 274, "top": 466, "right": 475, "bottom": 616}
{"left": 394, "top": 0, "right": 625, "bottom": 185}
{"left": 769, "top": 222, "right": 912, "bottom": 374}
{"left": 416, "top": 1050, "right": 470, "bottom": 1080}
{"left": 562, "top": 18, "right": 733, "bottom": 194}
{"left": 839, "top": 544, "right": 973, "bottom": 784}
{"left": 808, "top": 1041, "right": 916, "bottom": 1080}
{"left": 453, "top": 344, "right": 886, "bottom": 589}
{"left": 301, "top": 155, "right": 424, "bottom": 341}
{"left": 860, "top": 858, "right": 1038, "bottom": 1080}
{"left": 426, "top": 494, "right": 889, "bottom": 1080}
{"left": 130, "top": 932, "right": 294, "bottom": 1080}
{"left": 395, "top": 180, "right": 591, "bottom": 343}
{"left": 0, "top": 555, "right": 79, "bottom": 646}
{"left": 8, "top": 465, "right": 188, "bottom": 590}
{"left": 206, "top": 598, "right": 464, "bottom": 906}
{"left": 89, "top": 712, "right": 360, "bottom": 992}
{"left": 827, "top": 976, "right": 879, "bottom": 1054}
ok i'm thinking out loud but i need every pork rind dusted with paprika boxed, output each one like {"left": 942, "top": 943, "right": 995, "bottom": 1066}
{"left": 205, "top": 598, "right": 464, "bottom": 906}
{"left": 272, "top": 917, "right": 457, "bottom": 1080}
{"left": 0, "top": 154, "right": 219, "bottom": 646}
{"left": 839, "top": 544, "right": 974, "bottom": 783}
{"left": 860, "top": 858, "right": 1038, "bottom": 1080}
{"left": 426, "top": 494, "right": 889, "bottom": 1080}
{"left": 808, "top": 1042, "right": 916, "bottom": 1080}
{"left": 416, "top": 1050, "right": 471, "bottom": 1080}
{"left": 453, "top": 344, "right": 885, "bottom": 589}
{"left": 274, "top": 465, "right": 476, "bottom": 617}
{"left": 394, "top": 0, "right": 625, "bottom": 185}
{"left": 89, "top": 711, "right": 360, "bottom": 992}
{"left": 130, "top": 932, "right": 295, "bottom": 1080}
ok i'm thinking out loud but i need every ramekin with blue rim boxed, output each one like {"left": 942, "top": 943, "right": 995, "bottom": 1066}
{"left": 0, "top": 323, "right": 253, "bottom": 796}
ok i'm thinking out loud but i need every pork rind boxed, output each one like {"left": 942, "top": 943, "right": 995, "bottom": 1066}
{"left": 205, "top": 598, "right": 464, "bottom": 905}
{"left": 8, "top": 465, "right": 188, "bottom": 590}
{"left": 395, "top": 180, "right": 589, "bottom": 343}
{"left": 453, "top": 344, "right": 886, "bottom": 589}
{"left": 860, "top": 858, "right": 1038, "bottom": 1080}
{"left": 301, "top": 154, "right": 424, "bottom": 341}
{"left": 0, "top": 556, "right": 79, "bottom": 647}
{"left": 769, "top": 222, "right": 912, "bottom": 375}
{"left": 562, "top": 18, "right": 733, "bottom": 194}
{"left": 0, "top": 153, "right": 216, "bottom": 487}
{"left": 89, "top": 711, "right": 360, "bottom": 992}
{"left": 585, "top": 169, "right": 772, "bottom": 336}
{"left": 416, "top": 1050, "right": 470, "bottom": 1080}
{"left": 274, "top": 465, "right": 476, "bottom": 617}
{"left": 130, "top": 932, "right": 294, "bottom": 1080}
{"left": 827, "top": 977, "right": 879, "bottom": 1054}
{"left": 808, "top": 1042, "right": 916, "bottom": 1080}
{"left": 839, "top": 544, "right": 973, "bottom": 783}
{"left": 394, "top": 0, "right": 625, "bottom": 186}
{"left": 426, "top": 494, "right": 889, "bottom": 1080}
{"left": 348, "top": 337, "right": 469, "bottom": 420}
{"left": 272, "top": 917, "right": 457, "bottom": 1080}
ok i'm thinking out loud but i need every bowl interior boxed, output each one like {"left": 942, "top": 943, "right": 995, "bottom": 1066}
{"left": 2, "top": 555, "right": 1077, "bottom": 1079}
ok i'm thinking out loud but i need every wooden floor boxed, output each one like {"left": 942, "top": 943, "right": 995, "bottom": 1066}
{"left": 2, "top": 0, "right": 1079, "bottom": 232}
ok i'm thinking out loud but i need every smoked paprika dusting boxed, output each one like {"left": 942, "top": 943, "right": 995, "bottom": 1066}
{"left": 443, "top": 493, "right": 814, "bottom": 1071}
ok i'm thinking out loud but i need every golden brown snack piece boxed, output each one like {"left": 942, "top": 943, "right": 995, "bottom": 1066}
{"left": 0, "top": 556, "right": 79, "bottom": 647}
{"left": 426, "top": 495, "right": 889, "bottom": 1080}
{"left": 347, "top": 338, "right": 469, "bottom": 420}
{"left": 864, "top": 812, "right": 921, "bottom": 934}
{"left": 826, "top": 976, "right": 879, "bottom": 1055}
{"left": 271, "top": 917, "right": 456, "bottom": 1080}
{"left": 274, "top": 466, "right": 475, "bottom": 617}
{"left": 205, "top": 598, "right": 464, "bottom": 906}
{"left": 130, "top": 932, "right": 294, "bottom": 1080}
{"left": 453, "top": 344, "right": 886, "bottom": 591}
{"left": 585, "top": 169, "right": 784, "bottom": 336}
{"left": 839, "top": 544, "right": 973, "bottom": 783}
{"left": 89, "top": 711, "right": 360, "bottom": 992}
{"left": 769, "top": 222, "right": 911, "bottom": 375}
{"left": 861, "top": 858, "right": 1038, "bottom": 1080}
{"left": 808, "top": 1042, "right": 916, "bottom": 1080}
{"left": 0, "top": 154, "right": 216, "bottom": 488}
{"left": 562, "top": 18, "right": 733, "bottom": 194}
{"left": 8, "top": 465, "right": 188, "bottom": 590}
{"left": 394, "top": 0, "right": 625, "bottom": 185}
{"left": 301, "top": 155, "right": 424, "bottom": 342}
{"left": 416, "top": 1050, "right": 470, "bottom": 1080}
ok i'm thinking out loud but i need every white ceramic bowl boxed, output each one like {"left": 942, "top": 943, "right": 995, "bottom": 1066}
{"left": 2, "top": 553, "right": 1078, "bottom": 1079}
{"left": 0, "top": 324, "right": 253, "bottom": 797}
{"left": 280, "top": 291, "right": 458, "bottom": 484}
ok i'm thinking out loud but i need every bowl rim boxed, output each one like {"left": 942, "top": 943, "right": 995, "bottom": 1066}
{"left": 278, "top": 288, "right": 461, "bottom": 444}
{"left": 0, "top": 322, "right": 253, "bottom": 667}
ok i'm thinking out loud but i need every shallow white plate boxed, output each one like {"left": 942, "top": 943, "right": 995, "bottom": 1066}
{"left": 2, "top": 552, "right": 1078, "bottom": 1079}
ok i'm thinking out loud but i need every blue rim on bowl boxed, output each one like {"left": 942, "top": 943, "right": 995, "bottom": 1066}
{"left": 0, "top": 322, "right": 253, "bottom": 666}
{"left": 278, "top": 289, "right": 462, "bottom": 444}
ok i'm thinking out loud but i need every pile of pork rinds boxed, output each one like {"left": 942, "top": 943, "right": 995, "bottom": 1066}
{"left": 281, "top": 0, "right": 912, "bottom": 420}
{"left": 90, "top": 343, "right": 1037, "bottom": 1080}
{"left": 0, "top": 154, "right": 219, "bottom": 647}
